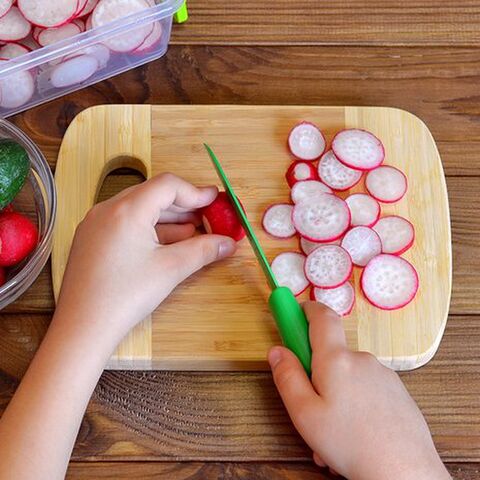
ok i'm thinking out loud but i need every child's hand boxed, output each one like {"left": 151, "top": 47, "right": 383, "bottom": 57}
{"left": 56, "top": 173, "right": 237, "bottom": 351}
{"left": 268, "top": 302, "right": 451, "bottom": 480}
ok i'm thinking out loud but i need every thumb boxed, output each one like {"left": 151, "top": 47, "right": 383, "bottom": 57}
{"left": 163, "top": 233, "right": 237, "bottom": 284}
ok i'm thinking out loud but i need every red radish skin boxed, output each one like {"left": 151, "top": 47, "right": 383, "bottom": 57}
{"left": 285, "top": 161, "right": 318, "bottom": 187}
{"left": 271, "top": 251, "right": 309, "bottom": 296}
{"left": 0, "top": 212, "right": 38, "bottom": 266}
{"left": 201, "top": 192, "right": 245, "bottom": 242}
{"left": 288, "top": 121, "right": 326, "bottom": 161}
{"left": 0, "top": 266, "right": 6, "bottom": 286}
{"left": 290, "top": 180, "right": 332, "bottom": 204}
{"left": 341, "top": 226, "right": 382, "bottom": 267}
{"left": 373, "top": 215, "right": 415, "bottom": 255}
{"left": 361, "top": 254, "right": 419, "bottom": 310}
{"left": 310, "top": 282, "right": 355, "bottom": 316}
{"left": 318, "top": 150, "right": 363, "bottom": 191}
{"left": 332, "top": 129, "right": 385, "bottom": 171}
{"left": 345, "top": 193, "right": 381, "bottom": 227}
{"left": 262, "top": 203, "right": 296, "bottom": 239}
{"left": 365, "top": 165, "right": 408, "bottom": 204}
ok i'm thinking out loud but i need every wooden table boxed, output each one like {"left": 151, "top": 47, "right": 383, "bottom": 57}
{"left": 1, "top": 2, "right": 479, "bottom": 478}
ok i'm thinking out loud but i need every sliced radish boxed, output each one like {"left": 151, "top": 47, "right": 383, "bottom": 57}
{"left": 365, "top": 165, "right": 408, "bottom": 204}
{"left": 75, "top": 0, "right": 89, "bottom": 16}
{"left": 310, "top": 282, "right": 355, "bottom": 316}
{"left": 0, "top": 0, "right": 13, "bottom": 19}
{"left": 37, "top": 23, "right": 82, "bottom": 47}
{"left": 373, "top": 216, "right": 415, "bottom": 255}
{"left": 0, "top": 42, "right": 31, "bottom": 59}
{"left": 65, "top": 43, "right": 110, "bottom": 69}
{"left": 51, "top": 54, "right": 98, "bottom": 88}
{"left": 341, "top": 226, "right": 382, "bottom": 267}
{"left": 18, "top": 0, "right": 78, "bottom": 28}
{"left": 292, "top": 193, "right": 350, "bottom": 242}
{"left": 85, "top": 13, "right": 93, "bottom": 29}
{"left": 92, "top": 0, "right": 153, "bottom": 52}
{"left": 345, "top": 193, "right": 380, "bottom": 227}
{"left": 300, "top": 236, "right": 341, "bottom": 255}
{"left": 285, "top": 161, "right": 318, "bottom": 187}
{"left": 72, "top": 18, "right": 86, "bottom": 32}
{"left": 271, "top": 252, "right": 309, "bottom": 296}
{"left": 79, "top": 0, "right": 99, "bottom": 16}
{"left": 0, "top": 7, "right": 31, "bottom": 42}
{"left": 0, "top": 59, "right": 35, "bottom": 108}
{"left": 332, "top": 129, "right": 384, "bottom": 171}
{"left": 361, "top": 254, "right": 418, "bottom": 310}
{"left": 305, "top": 245, "right": 352, "bottom": 288}
{"left": 288, "top": 121, "right": 326, "bottom": 161}
{"left": 134, "top": 20, "right": 162, "bottom": 53}
{"left": 291, "top": 180, "right": 332, "bottom": 204}
{"left": 262, "top": 203, "right": 295, "bottom": 238}
{"left": 318, "top": 150, "right": 363, "bottom": 191}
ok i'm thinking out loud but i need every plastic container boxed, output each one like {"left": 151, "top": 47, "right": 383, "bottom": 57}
{"left": 0, "top": 0, "right": 185, "bottom": 118}
{"left": 0, "top": 119, "right": 56, "bottom": 309}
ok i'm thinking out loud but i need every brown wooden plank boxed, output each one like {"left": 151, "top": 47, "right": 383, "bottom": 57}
{"left": 1, "top": 314, "right": 479, "bottom": 462}
{"left": 170, "top": 0, "right": 480, "bottom": 46}
{"left": 65, "top": 461, "right": 480, "bottom": 480}
{"left": 10, "top": 46, "right": 480, "bottom": 175}
{"left": 5, "top": 175, "right": 478, "bottom": 315}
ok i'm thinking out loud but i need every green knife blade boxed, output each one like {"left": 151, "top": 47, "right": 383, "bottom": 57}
{"left": 203, "top": 143, "right": 312, "bottom": 374}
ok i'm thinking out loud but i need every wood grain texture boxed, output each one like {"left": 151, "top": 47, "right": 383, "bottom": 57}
{"left": 170, "top": 0, "right": 480, "bottom": 46}
{"left": 1, "top": 314, "right": 479, "bottom": 462}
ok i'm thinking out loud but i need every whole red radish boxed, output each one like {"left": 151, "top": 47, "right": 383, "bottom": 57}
{"left": 201, "top": 191, "right": 246, "bottom": 241}
{"left": 0, "top": 266, "right": 6, "bottom": 287}
{"left": 0, "top": 211, "right": 38, "bottom": 266}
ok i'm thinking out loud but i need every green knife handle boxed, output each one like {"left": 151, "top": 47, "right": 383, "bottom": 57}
{"left": 268, "top": 287, "right": 312, "bottom": 375}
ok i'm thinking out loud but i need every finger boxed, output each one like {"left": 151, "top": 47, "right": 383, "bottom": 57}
{"left": 157, "top": 210, "right": 201, "bottom": 225}
{"left": 268, "top": 346, "right": 321, "bottom": 431}
{"left": 313, "top": 452, "right": 326, "bottom": 468}
{"left": 161, "top": 233, "right": 237, "bottom": 284}
{"left": 155, "top": 224, "right": 196, "bottom": 244}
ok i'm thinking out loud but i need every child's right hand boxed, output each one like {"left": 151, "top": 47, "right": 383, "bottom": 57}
{"left": 268, "top": 302, "right": 451, "bottom": 480}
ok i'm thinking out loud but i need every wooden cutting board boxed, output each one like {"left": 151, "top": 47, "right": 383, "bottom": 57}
{"left": 52, "top": 105, "right": 451, "bottom": 371}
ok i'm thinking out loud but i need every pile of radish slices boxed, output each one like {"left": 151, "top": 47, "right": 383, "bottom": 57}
{"left": 0, "top": 0, "right": 162, "bottom": 109}
{"left": 264, "top": 122, "right": 418, "bottom": 316}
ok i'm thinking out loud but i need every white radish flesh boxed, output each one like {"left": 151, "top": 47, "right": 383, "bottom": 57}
{"left": 345, "top": 193, "right": 380, "bottom": 227}
{"left": 365, "top": 165, "right": 408, "bottom": 203}
{"left": 0, "top": 42, "right": 31, "bottom": 59}
{"left": 305, "top": 245, "right": 352, "bottom": 288}
{"left": 311, "top": 282, "right": 355, "bottom": 316}
{"left": 341, "top": 226, "right": 382, "bottom": 267}
{"left": 332, "top": 129, "right": 384, "bottom": 171}
{"left": 262, "top": 203, "right": 296, "bottom": 238}
{"left": 81, "top": 0, "right": 99, "bottom": 16}
{"left": 292, "top": 193, "right": 350, "bottom": 242}
{"left": 318, "top": 150, "right": 363, "bottom": 191}
{"left": 0, "top": 59, "right": 35, "bottom": 108}
{"left": 373, "top": 216, "right": 415, "bottom": 255}
{"left": 0, "top": 0, "right": 13, "bottom": 19}
{"left": 361, "top": 254, "right": 418, "bottom": 310}
{"left": 134, "top": 20, "right": 162, "bottom": 53}
{"left": 288, "top": 122, "right": 326, "bottom": 161}
{"left": 300, "top": 236, "right": 341, "bottom": 255}
{"left": 37, "top": 23, "right": 81, "bottom": 47}
{"left": 51, "top": 54, "right": 98, "bottom": 87}
{"left": 271, "top": 252, "right": 309, "bottom": 296}
{"left": 18, "top": 0, "right": 78, "bottom": 28}
{"left": 0, "top": 7, "right": 31, "bottom": 41}
{"left": 65, "top": 43, "right": 110, "bottom": 68}
{"left": 291, "top": 180, "right": 332, "bottom": 204}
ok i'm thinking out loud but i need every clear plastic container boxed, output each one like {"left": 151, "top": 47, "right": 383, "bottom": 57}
{"left": 0, "top": 0, "right": 184, "bottom": 118}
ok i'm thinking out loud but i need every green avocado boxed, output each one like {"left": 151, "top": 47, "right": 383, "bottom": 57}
{"left": 0, "top": 140, "right": 29, "bottom": 210}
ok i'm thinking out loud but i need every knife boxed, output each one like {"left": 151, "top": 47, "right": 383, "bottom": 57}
{"left": 204, "top": 144, "right": 312, "bottom": 374}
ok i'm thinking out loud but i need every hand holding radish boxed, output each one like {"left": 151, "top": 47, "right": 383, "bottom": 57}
{"left": 268, "top": 302, "right": 451, "bottom": 480}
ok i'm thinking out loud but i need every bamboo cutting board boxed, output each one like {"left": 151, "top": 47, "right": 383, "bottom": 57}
{"left": 52, "top": 105, "right": 451, "bottom": 371}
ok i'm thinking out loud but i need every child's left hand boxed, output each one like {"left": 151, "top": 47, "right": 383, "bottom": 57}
{"left": 55, "top": 173, "right": 237, "bottom": 352}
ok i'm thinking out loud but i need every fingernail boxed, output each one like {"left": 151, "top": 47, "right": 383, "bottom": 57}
{"left": 218, "top": 239, "right": 236, "bottom": 259}
{"left": 268, "top": 347, "right": 283, "bottom": 368}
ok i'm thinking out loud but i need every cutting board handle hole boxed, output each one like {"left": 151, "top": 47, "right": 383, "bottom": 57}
{"left": 96, "top": 166, "right": 146, "bottom": 205}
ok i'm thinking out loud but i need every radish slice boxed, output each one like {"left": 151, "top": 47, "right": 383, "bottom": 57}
{"left": 18, "top": 0, "right": 78, "bottom": 28}
{"left": 300, "top": 236, "right": 341, "bottom": 255}
{"left": 361, "top": 254, "right": 418, "bottom": 310}
{"left": 271, "top": 252, "right": 309, "bottom": 296}
{"left": 262, "top": 203, "right": 296, "bottom": 238}
{"left": 285, "top": 161, "right": 318, "bottom": 187}
{"left": 0, "top": 42, "right": 31, "bottom": 59}
{"left": 80, "top": 0, "right": 99, "bottom": 16}
{"left": 0, "top": 7, "right": 31, "bottom": 41}
{"left": 134, "top": 20, "right": 162, "bottom": 53}
{"left": 0, "top": 59, "right": 35, "bottom": 108}
{"left": 288, "top": 121, "right": 326, "bottom": 161}
{"left": 365, "top": 165, "right": 408, "bottom": 203}
{"left": 37, "top": 23, "right": 81, "bottom": 47}
{"left": 292, "top": 193, "right": 350, "bottom": 242}
{"left": 291, "top": 180, "right": 332, "bottom": 204}
{"left": 341, "top": 226, "right": 382, "bottom": 267}
{"left": 305, "top": 245, "right": 352, "bottom": 288}
{"left": 373, "top": 216, "right": 415, "bottom": 255}
{"left": 92, "top": 0, "right": 153, "bottom": 52}
{"left": 318, "top": 150, "right": 363, "bottom": 191}
{"left": 72, "top": 18, "right": 86, "bottom": 32}
{"left": 311, "top": 282, "right": 355, "bottom": 316}
{"left": 75, "top": 0, "right": 89, "bottom": 16}
{"left": 51, "top": 54, "right": 98, "bottom": 87}
{"left": 85, "top": 13, "right": 93, "bottom": 29}
{"left": 332, "top": 129, "right": 384, "bottom": 171}
{"left": 345, "top": 193, "right": 380, "bottom": 227}
{"left": 0, "top": 0, "right": 13, "bottom": 19}
{"left": 65, "top": 43, "right": 110, "bottom": 69}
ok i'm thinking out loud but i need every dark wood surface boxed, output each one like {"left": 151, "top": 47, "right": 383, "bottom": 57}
{"left": 1, "top": 2, "right": 479, "bottom": 479}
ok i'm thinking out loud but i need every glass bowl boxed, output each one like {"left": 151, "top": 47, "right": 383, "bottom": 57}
{"left": 0, "top": 119, "right": 56, "bottom": 309}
